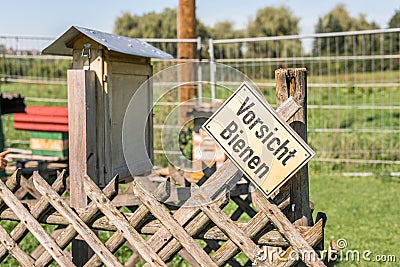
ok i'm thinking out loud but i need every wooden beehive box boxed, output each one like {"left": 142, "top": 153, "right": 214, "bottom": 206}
{"left": 42, "top": 26, "right": 172, "bottom": 186}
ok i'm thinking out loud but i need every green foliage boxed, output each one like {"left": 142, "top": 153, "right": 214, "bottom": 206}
{"left": 314, "top": 4, "right": 379, "bottom": 35}
{"left": 113, "top": 8, "right": 211, "bottom": 58}
{"left": 312, "top": 3, "right": 380, "bottom": 67}
{"left": 247, "top": 6, "right": 300, "bottom": 37}
{"left": 246, "top": 6, "right": 303, "bottom": 58}
{"left": 178, "top": 121, "right": 193, "bottom": 161}
{"left": 114, "top": 8, "right": 177, "bottom": 39}
{"left": 385, "top": 9, "right": 400, "bottom": 70}
{"left": 209, "top": 21, "right": 244, "bottom": 59}
{"left": 388, "top": 8, "right": 400, "bottom": 28}
{"left": 312, "top": 4, "right": 385, "bottom": 74}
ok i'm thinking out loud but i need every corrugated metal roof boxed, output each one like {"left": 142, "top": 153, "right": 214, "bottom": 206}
{"left": 42, "top": 26, "right": 173, "bottom": 59}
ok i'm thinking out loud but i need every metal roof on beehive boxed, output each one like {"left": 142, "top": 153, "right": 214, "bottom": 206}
{"left": 42, "top": 26, "right": 173, "bottom": 59}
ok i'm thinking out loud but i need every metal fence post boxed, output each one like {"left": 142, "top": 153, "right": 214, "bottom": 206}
{"left": 208, "top": 38, "right": 216, "bottom": 101}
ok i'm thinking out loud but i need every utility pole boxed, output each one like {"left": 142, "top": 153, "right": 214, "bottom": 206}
{"left": 177, "top": 0, "right": 196, "bottom": 124}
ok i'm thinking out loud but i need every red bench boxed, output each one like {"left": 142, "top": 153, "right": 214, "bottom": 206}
{"left": 14, "top": 106, "right": 68, "bottom": 132}
{"left": 14, "top": 106, "right": 69, "bottom": 158}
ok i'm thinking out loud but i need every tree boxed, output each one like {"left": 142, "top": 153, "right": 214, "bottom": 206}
{"left": 386, "top": 9, "right": 400, "bottom": 69}
{"left": 388, "top": 9, "right": 400, "bottom": 28}
{"left": 246, "top": 6, "right": 303, "bottom": 58}
{"left": 113, "top": 8, "right": 210, "bottom": 58}
{"left": 312, "top": 4, "right": 379, "bottom": 56}
{"left": 114, "top": 8, "right": 177, "bottom": 38}
{"left": 312, "top": 4, "right": 381, "bottom": 73}
{"left": 209, "top": 20, "right": 244, "bottom": 59}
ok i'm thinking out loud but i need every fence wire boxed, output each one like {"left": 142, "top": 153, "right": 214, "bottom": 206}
{"left": 1, "top": 29, "right": 399, "bottom": 176}
{"left": 209, "top": 28, "right": 400, "bottom": 175}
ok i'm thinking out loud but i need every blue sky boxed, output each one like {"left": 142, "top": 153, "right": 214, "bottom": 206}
{"left": 0, "top": 0, "right": 399, "bottom": 37}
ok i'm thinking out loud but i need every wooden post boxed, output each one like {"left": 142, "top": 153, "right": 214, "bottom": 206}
{"left": 275, "top": 68, "right": 312, "bottom": 227}
{"left": 67, "top": 70, "right": 97, "bottom": 265}
{"left": 178, "top": 0, "right": 196, "bottom": 62}
{"left": 178, "top": 0, "right": 196, "bottom": 124}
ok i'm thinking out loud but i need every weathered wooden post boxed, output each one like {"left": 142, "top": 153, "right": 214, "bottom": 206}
{"left": 42, "top": 26, "right": 171, "bottom": 265}
{"left": 275, "top": 68, "right": 312, "bottom": 227}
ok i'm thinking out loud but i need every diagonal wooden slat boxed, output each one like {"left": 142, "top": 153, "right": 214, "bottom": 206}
{"left": 0, "top": 170, "right": 67, "bottom": 262}
{"left": 0, "top": 170, "right": 22, "bottom": 210}
{"left": 34, "top": 174, "right": 120, "bottom": 267}
{"left": 14, "top": 175, "right": 41, "bottom": 200}
{"left": 0, "top": 225, "right": 35, "bottom": 266}
{"left": 253, "top": 192, "right": 325, "bottom": 267}
{"left": 30, "top": 228, "right": 66, "bottom": 260}
{"left": 194, "top": 193, "right": 272, "bottom": 267}
{"left": 84, "top": 177, "right": 171, "bottom": 267}
{"left": 274, "top": 218, "right": 324, "bottom": 267}
{"left": 144, "top": 159, "right": 241, "bottom": 256}
{"left": 212, "top": 189, "right": 289, "bottom": 266}
{"left": 155, "top": 194, "right": 228, "bottom": 262}
{"left": 123, "top": 241, "right": 142, "bottom": 266}
{"left": 133, "top": 179, "right": 218, "bottom": 267}
{"left": 32, "top": 173, "right": 122, "bottom": 267}
{"left": 0, "top": 179, "right": 74, "bottom": 267}
{"left": 86, "top": 161, "right": 239, "bottom": 267}
{"left": 178, "top": 248, "right": 201, "bottom": 267}
{"left": 84, "top": 175, "right": 168, "bottom": 267}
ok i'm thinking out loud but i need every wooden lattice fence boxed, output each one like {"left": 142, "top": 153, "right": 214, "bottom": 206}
{"left": 0, "top": 91, "right": 329, "bottom": 266}
{"left": 0, "top": 161, "right": 327, "bottom": 267}
{"left": 0, "top": 67, "right": 333, "bottom": 266}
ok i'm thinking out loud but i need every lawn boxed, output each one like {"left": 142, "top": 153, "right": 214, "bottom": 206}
{"left": 309, "top": 166, "right": 400, "bottom": 266}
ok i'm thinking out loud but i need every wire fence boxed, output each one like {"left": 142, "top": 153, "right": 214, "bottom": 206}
{"left": 1, "top": 28, "right": 399, "bottom": 176}
{"left": 209, "top": 28, "right": 400, "bottom": 175}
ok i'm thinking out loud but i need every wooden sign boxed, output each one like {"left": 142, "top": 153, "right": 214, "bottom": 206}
{"left": 202, "top": 81, "right": 315, "bottom": 197}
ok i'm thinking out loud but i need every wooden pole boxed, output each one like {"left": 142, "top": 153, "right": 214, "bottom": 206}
{"left": 275, "top": 68, "right": 312, "bottom": 227}
{"left": 178, "top": 0, "right": 196, "bottom": 124}
{"left": 67, "top": 70, "right": 97, "bottom": 265}
{"left": 178, "top": 0, "right": 196, "bottom": 62}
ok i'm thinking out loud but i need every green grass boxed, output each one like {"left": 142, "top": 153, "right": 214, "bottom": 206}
{"left": 309, "top": 167, "right": 400, "bottom": 266}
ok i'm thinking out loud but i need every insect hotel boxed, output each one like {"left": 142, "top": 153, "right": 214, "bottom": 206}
{"left": 0, "top": 26, "right": 329, "bottom": 267}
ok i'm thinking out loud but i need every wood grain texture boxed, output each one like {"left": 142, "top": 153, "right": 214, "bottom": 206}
{"left": 0, "top": 179, "right": 73, "bottom": 267}
{"left": 67, "top": 70, "right": 97, "bottom": 209}
{"left": 84, "top": 176, "right": 167, "bottom": 267}
{"left": 133, "top": 180, "right": 217, "bottom": 267}
{"left": 194, "top": 193, "right": 271, "bottom": 267}
{"left": 275, "top": 68, "right": 312, "bottom": 226}
{"left": 34, "top": 175, "right": 119, "bottom": 267}
{"left": 211, "top": 189, "right": 289, "bottom": 266}
{"left": 253, "top": 194, "right": 325, "bottom": 266}
{"left": 0, "top": 226, "right": 35, "bottom": 266}
{"left": 33, "top": 174, "right": 122, "bottom": 267}
{"left": 275, "top": 219, "right": 324, "bottom": 267}
{"left": 0, "top": 171, "right": 66, "bottom": 262}
{"left": 84, "top": 178, "right": 170, "bottom": 267}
